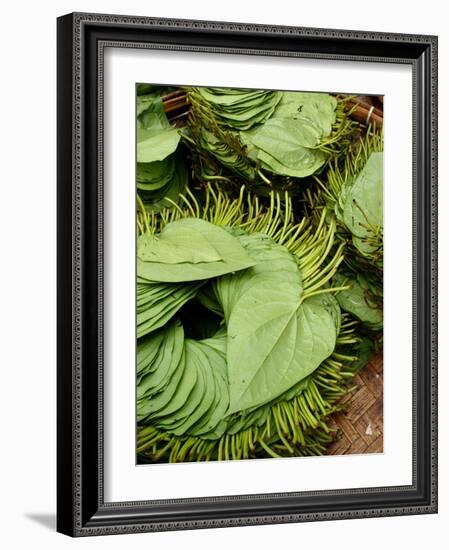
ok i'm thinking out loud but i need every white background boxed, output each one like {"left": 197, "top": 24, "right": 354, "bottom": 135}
{"left": 0, "top": 1, "right": 445, "bottom": 548}
{"left": 104, "top": 49, "right": 413, "bottom": 501}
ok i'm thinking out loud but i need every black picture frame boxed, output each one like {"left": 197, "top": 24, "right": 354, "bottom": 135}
{"left": 57, "top": 12, "right": 438, "bottom": 537}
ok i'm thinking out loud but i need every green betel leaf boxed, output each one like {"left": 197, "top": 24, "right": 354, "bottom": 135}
{"left": 137, "top": 350, "right": 186, "bottom": 421}
{"left": 138, "top": 155, "right": 189, "bottom": 212}
{"left": 342, "top": 151, "right": 383, "bottom": 256}
{"left": 242, "top": 117, "right": 327, "bottom": 178}
{"left": 145, "top": 351, "right": 195, "bottom": 422}
{"left": 187, "top": 337, "right": 230, "bottom": 438}
{"left": 138, "top": 226, "right": 221, "bottom": 265}
{"left": 252, "top": 116, "right": 322, "bottom": 152}
{"left": 197, "top": 88, "right": 268, "bottom": 106}
{"left": 213, "top": 232, "right": 303, "bottom": 322}
{"left": 136, "top": 94, "right": 186, "bottom": 206}
{"left": 137, "top": 157, "right": 175, "bottom": 191}
{"left": 333, "top": 272, "right": 383, "bottom": 330}
{"left": 167, "top": 340, "right": 220, "bottom": 436}
{"left": 137, "top": 95, "right": 170, "bottom": 129}
{"left": 257, "top": 147, "right": 326, "bottom": 178}
{"left": 199, "top": 128, "right": 256, "bottom": 179}
{"left": 193, "top": 88, "right": 281, "bottom": 130}
{"left": 271, "top": 92, "right": 337, "bottom": 137}
{"left": 136, "top": 281, "right": 204, "bottom": 337}
{"left": 236, "top": 92, "right": 338, "bottom": 178}
{"left": 137, "top": 127, "right": 181, "bottom": 163}
{"left": 136, "top": 320, "right": 184, "bottom": 402}
{"left": 137, "top": 94, "right": 161, "bottom": 119}
{"left": 137, "top": 219, "right": 256, "bottom": 283}
{"left": 226, "top": 292, "right": 339, "bottom": 414}
{"left": 136, "top": 329, "right": 165, "bottom": 377}
{"left": 217, "top": 234, "right": 302, "bottom": 414}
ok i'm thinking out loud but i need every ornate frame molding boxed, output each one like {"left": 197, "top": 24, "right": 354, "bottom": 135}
{"left": 57, "top": 12, "right": 437, "bottom": 536}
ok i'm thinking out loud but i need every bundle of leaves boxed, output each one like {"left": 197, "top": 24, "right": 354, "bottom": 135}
{"left": 184, "top": 88, "right": 354, "bottom": 187}
{"left": 309, "top": 130, "right": 383, "bottom": 334}
{"left": 192, "top": 87, "right": 281, "bottom": 130}
{"left": 136, "top": 186, "right": 362, "bottom": 463}
{"left": 137, "top": 91, "right": 188, "bottom": 209}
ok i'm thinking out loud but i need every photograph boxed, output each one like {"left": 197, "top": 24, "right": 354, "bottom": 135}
{"left": 135, "top": 85, "right": 384, "bottom": 464}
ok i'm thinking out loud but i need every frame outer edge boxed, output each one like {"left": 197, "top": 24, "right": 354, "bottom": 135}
{"left": 58, "top": 12, "right": 438, "bottom": 536}
{"left": 70, "top": 11, "right": 437, "bottom": 43}
{"left": 57, "top": 13, "right": 77, "bottom": 537}
{"left": 430, "top": 35, "right": 438, "bottom": 513}
{"left": 73, "top": 12, "right": 84, "bottom": 537}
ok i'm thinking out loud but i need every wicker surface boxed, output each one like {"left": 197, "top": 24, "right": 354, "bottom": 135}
{"left": 327, "top": 352, "right": 383, "bottom": 455}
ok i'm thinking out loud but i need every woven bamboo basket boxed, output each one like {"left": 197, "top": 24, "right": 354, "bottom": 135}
{"left": 327, "top": 352, "right": 383, "bottom": 455}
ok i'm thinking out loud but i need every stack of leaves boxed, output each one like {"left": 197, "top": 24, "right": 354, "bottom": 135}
{"left": 240, "top": 92, "right": 338, "bottom": 178}
{"left": 137, "top": 92, "right": 188, "bottom": 209}
{"left": 136, "top": 187, "right": 361, "bottom": 463}
{"left": 134, "top": 85, "right": 385, "bottom": 463}
{"left": 192, "top": 87, "right": 281, "bottom": 130}
{"left": 186, "top": 88, "right": 354, "bottom": 185}
{"left": 198, "top": 127, "right": 256, "bottom": 181}
{"left": 311, "top": 130, "right": 384, "bottom": 333}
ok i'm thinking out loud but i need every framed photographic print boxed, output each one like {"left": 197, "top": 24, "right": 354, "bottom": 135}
{"left": 57, "top": 12, "right": 438, "bottom": 536}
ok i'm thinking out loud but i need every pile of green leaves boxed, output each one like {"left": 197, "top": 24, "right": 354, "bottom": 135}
{"left": 310, "top": 131, "right": 384, "bottom": 334}
{"left": 240, "top": 92, "right": 337, "bottom": 177}
{"left": 134, "top": 85, "right": 384, "bottom": 463}
{"left": 186, "top": 88, "right": 353, "bottom": 184}
{"left": 198, "top": 127, "right": 256, "bottom": 180}
{"left": 333, "top": 150, "right": 383, "bottom": 265}
{"left": 193, "top": 87, "right": 281, "bottom": 130}
{"left": 135, "top": 192, "right": 362, "bottom": 463}
{"left": 137, "top": 218, "right": 341, "bottom": 439}
{"left": 137, "top": 91, "right": 188, "bottom": 209}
